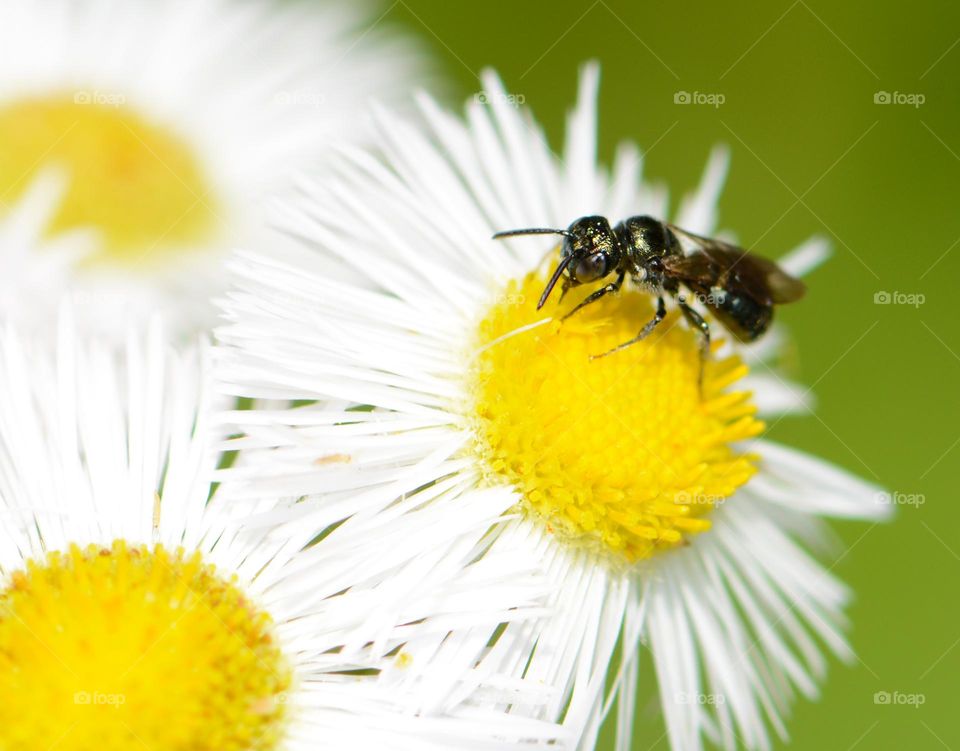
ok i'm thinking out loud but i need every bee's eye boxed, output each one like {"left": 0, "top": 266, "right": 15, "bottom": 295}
{"left": 572, "top": 253, "right": 608, "bottom": 282}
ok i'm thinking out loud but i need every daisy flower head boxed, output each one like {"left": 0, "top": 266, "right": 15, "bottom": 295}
{"left": 0, "top": 317, "right": 564, "bottom": 750}
{"left": 216, "top": 64, "right": 892, "bottom": 749}
{"left": 0, "top": 0, "right": 428, "bottom": 337}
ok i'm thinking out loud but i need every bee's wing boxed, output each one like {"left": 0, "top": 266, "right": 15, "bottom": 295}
{"left": 666, "top": 224, "right": 806, "bottom": 304}
{"left": 659, "top": 252, "right": 720, "bottom": 289}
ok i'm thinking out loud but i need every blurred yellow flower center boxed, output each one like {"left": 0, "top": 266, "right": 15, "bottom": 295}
{"left": 0, "top": 94, "right": 220, "bottom": 264}
{"left": 468, "top": 268, "right": 764, "bottom": 562}
{"left": 0, "top": 540, "right": 291, "bottom": 751}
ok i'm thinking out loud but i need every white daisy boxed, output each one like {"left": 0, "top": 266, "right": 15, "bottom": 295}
{"left": 215, "top": 64, "right": 892, "bottom": 750}
{"left": 0, "top": 317, "right": 565, "bottom": 750}
{"left": 0, "top": 0, "right": 428, "bottom": 337}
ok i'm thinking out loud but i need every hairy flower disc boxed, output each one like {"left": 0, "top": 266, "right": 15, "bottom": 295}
{"left": 468, "top": 268, "right": 765, "bottom": 562}
{"left": 0, "top": 540, "right": 291, "bottom": 750}
{"left": 0, "top": 95, "right": 219, "bottom": 264}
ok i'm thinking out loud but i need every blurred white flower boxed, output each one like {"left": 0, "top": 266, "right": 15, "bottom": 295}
{"left": 0, "top": 0, "right": 429, "bottom": 337}
{"left": 0, "top": 316, "right": 563, "bottom": 750}
{"left": 0, "top": 170, "right": 95, "bottom": 328}
{"left": 215, "top": 65, "right": 890, "bottom": 750}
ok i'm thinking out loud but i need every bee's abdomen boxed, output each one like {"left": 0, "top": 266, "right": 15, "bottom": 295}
{"left": 713, "top": 292, "right": 773, "bottom": 341}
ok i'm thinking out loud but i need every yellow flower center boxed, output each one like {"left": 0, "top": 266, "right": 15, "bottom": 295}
{"left": 0, "top": 94, "right": 220, "bottom": 265}
{"left": 468, "top": 266, "right": 764, "bottom": 563}
{"left": 0, "top": 540, "right": 291, "bottom": 751}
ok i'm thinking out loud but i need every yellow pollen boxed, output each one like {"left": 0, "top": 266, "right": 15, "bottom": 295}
{"left": 0, "top": 540, "right": 291, "bottom": 750}
{"left": 467, "top": 266, "right": 764, "bottom": 563}
{"left": 0, "top": 94, "right": 220, "bottom": 264}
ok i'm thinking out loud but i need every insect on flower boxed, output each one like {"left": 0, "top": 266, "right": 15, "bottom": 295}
{"left": 494, "top": 215, "right": 807, "bottom": 364}
{"left": 218, "top": 64, "right": 892, "bottom": 751}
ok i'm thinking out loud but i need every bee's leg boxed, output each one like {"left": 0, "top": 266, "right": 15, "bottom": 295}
{"left": 560, "top": 271, "right": 625, "bottom": 321}
{"left": 677, "top": 299, "right": 711, "bottom": 393}
{"left": 591, "top": 295, "right": 666, "bottom": 359}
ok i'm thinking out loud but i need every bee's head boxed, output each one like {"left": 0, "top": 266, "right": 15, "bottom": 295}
{"left": 560, "top": 214, "right": 618, "bottom": 281}
{"left": 492, "top": 216, "right": 620, "bottom": 310}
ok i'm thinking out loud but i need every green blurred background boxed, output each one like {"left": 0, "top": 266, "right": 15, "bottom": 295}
{"left": 387, "top": 1, "right": 959, "bottom": 748}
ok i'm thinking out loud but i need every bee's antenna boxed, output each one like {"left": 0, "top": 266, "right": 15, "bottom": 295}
{"left": 492, "top": 228, "right": 573, "bottom": 239}
{"left": 537, "top": 255, "right": 573, "bottom": 309}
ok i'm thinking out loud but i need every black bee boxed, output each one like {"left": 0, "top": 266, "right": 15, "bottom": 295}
{"left": 493, "top": 215, "right": 805, "bottom": 364}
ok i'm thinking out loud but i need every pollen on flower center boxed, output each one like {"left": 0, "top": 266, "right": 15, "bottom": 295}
{"left": 0, "top": 94, "right": 220, "bottom": 264}
{"left": 467, "top": 266, "right": 764, "bottom": 563}
{"left": 0, "top": 540, "right": 291, "bottom": 751}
